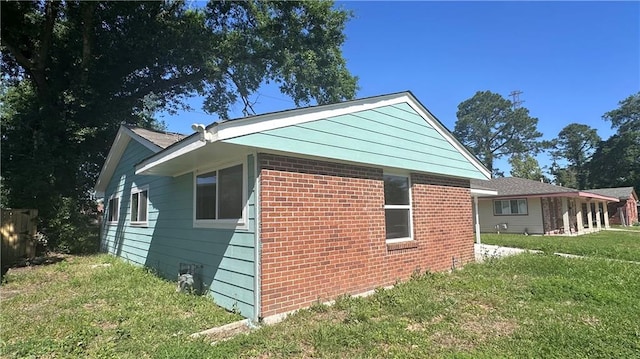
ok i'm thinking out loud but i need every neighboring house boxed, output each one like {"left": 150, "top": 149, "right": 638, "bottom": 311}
{"left": 470, "top": 177, "right": 619, "bottom": 236}
{"left": 587, "top": 187, "right": 638, "bottom": 226}
{"left": 94, "top": 92, "right": 490, "bottom": 322}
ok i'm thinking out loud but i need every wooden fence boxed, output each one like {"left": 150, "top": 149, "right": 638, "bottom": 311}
{"left": 1, "top": 209, "right": 38, "bottom": 269}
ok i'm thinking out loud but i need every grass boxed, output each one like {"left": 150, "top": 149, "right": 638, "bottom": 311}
{"left": 611, "top": 224, "right": 640, "bottom": 231}
{"left": 0, "top": 254, "right": 242, "bottom": 358}
{"left": 3, "top": 251, "right": 640, "bottom": 358}
{"left": 480, "top": 230, "right": 640, "bottom": 262}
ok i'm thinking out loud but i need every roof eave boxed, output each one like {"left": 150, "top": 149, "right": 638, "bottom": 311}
{"left": 134, "top": 91, "right": 492, "bottom": 180}
{"left": 94, "top": 126, "right": 162, "bottom": 196}
{"left": 479, "top": 191, "right": 619, "bottom": 202}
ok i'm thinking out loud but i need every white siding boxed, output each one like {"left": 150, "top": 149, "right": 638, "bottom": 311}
{"left": 477, "top": 198, "right": 544, "bottom": 234}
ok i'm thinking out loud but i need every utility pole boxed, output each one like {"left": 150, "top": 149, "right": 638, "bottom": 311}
{"left": 509, "top": 90, "right": 524, "bottom": 109}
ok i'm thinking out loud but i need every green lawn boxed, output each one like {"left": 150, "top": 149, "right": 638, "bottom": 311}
{"left": 0, "top": 254, "right": 241, "bottom": 358}
{"left": 480, "top": 230, "right": 640, "bottom": 262}
{"left": 2, "top": 249, "right": 640, "bottom": 358}
{"left": 611, "top": 224, "right": 640, "bottom": 231}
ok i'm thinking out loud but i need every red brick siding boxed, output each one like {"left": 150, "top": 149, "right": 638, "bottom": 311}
{"left": 258, "top": 153, "right": 474, "bottom": 318}
{"left": 608, "top": 197, "right": 639, "bottom": 225}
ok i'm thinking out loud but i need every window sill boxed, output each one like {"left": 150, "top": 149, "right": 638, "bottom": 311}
{"left": 386, "top": 240, "right": 418, "bottom": 251}
{"left": 193, "top": 219, "right": 247, "bottom": 230}
{"left": 129, "top": 222, "right": 148, "bottom": 228}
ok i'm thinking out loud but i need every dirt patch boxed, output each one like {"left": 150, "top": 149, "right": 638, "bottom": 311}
{"left": 429, "top": 313, "right": 518, "bottom": 351}
{"left": 0, "top": 289, "right": 22, "bottom": 301}
{"left": 431, "top": 332, "right": 476, "bottom": 351}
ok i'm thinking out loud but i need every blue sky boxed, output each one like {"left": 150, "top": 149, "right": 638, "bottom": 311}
{"left": 162, "top": 1, "right": 640, "bottom": 175}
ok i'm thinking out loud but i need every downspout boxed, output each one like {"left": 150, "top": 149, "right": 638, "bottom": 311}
{"left": 474, "top": 195, "right": 481, "bottom": 244}
{"left": 253, "top": 152, "right": 261, "bottom": 324}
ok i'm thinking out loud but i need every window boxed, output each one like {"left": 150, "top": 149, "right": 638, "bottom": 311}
{"left": 384, "top": 174, "right": 412, "bottom": 242}
{"left": 194, "top": 163, "right": 244, "bottom": 227}
{"left": 130, "top": 187, "right": 148, "bottom": 225}
{"left": 107, "top": 196, "right": 119, "bottom": 223}
{"left": 494, "top": 199, "right": 528, "bottom": 215}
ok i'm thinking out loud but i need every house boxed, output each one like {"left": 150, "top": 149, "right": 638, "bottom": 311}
{"left": 94, "top": 92, "right": 490, "bottom": 322}
{"left": 470, "top": 177, "right": 619, "bottom": 236}
{"left": 587, "top": 187, "right": 638, "bottom": 226}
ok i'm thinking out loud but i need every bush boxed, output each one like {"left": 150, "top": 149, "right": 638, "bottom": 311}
{"left": 44, "top": 197, "right": 100, "bottom": 254}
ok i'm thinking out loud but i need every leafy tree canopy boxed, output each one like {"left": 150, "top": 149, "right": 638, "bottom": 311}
{"left": 550, "top": 123, "right": 600, "bottom": 189}
{"left": 588, "top": 92, "right": 640, "bottom": 191}
{"left": 509, "top": 154, "right": 547, "bottom": 182}
{"left": 549, "top": 161, "right": 578, "bottom": 189}
{"left": 0, "top": 0, "right": 358, "bottom": 251}
{"left": 454, "top": 90, "right": 543, "bottom": 175}
{"left": 604, "top": 92, "right": 640, "bottom": 133}
{"left": 587, "top": 132, "right": 640, "bottom": 190}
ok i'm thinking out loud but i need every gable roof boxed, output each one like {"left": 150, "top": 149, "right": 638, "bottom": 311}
{"left": 134, "top": 91, "right": 491, "bottom": 180}
{"left": 587, "top": 187, "right": 638, "bottom": 201}
{"left": 94, "top": 126, "right": 186, "bottom": 196}
{"left": 471, "top": 177, "right": 619, "bottom": 202}
{"left": 129, "top": 127, "right": 185, "bottom": 149}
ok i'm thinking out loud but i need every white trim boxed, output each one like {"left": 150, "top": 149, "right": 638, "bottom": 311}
{"left": 134, "top": 92, "right": 491, "bottom": 180}
{"left": 474, "top": 196, "right": 481, "bottom": 244}
{"left": 253, "top": 152, "right": 261, "bottom": 322}
{"left": 95, "top": 126, "right": 163, "bottom": 196}
{"left": 192, "top": 159, "right": 248, "bottom": 230}
{"left": 403, "top": 96, "right": 491, "bottom": 179}
{"left": 136, "top": 136, "right": 204, "bottom": 175}
{"left": 107, "top": 194, "right": 120, "bottom": 224}
{"left": 494, "top": 198, "right": 528, "bottom": 215}
{"left": 129, "top": 185, "right": 149, "bottom": 227}
{"left": 383, "top": 172, "right": 414, "bottom": 244}
{"left": 214, "top": 94, "right": 413, "bottom": 141}
{"left": 470, "top": 188, "right": 498, "bottom": 196}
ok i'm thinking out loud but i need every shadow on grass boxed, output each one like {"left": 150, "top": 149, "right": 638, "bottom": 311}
{"left": 1, "top": 253, "right": 68, "bottom": 283}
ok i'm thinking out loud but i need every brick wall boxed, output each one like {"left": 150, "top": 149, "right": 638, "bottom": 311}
{"left": 258, "top": 153, "right": 474, "bottom": 318}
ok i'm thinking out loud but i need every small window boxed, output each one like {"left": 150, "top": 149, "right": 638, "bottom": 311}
{"left": 494, "top": 199, "right": 528, "bottom": 215}
{"left": 108, "top": 196, "right": 119, "bottom": 223}
{"left": 194, "top": 163, "right": 245, "bottom": 227}
{"left": 384, "top": 174, "right": 412, "bottom": 242}
{"left": 130, "top": 187, "right": 148, "bottom": 225}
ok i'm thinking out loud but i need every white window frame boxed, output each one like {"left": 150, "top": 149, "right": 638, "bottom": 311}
{"left": 383, "top": 173, "right": 413, "bottom": 244}
{"left": 130, "top": 185, "right": 149, "bottom": 227}
{"left": 107, "top": 194, "right": 119, "bottom": 224}
{"left": 193, "top": 159, "right": 248, "bottom": 229}
{"left": 494, "top": 199, "right": 528, "bottom": 215}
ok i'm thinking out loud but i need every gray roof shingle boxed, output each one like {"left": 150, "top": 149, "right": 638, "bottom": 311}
{"left": 587, "top": 187, "right": 636, "bottom": 200}
{"left": 470, "top": 177, "right": 578, "bottom": 196}
{"left": 129, "top": 127, "right": 185, "bottom": 149}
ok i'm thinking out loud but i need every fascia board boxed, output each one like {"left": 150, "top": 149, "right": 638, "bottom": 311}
{"left": 94, "top": 126, "right": 163, "bottom": 196}
{"left": 135, "top": 135, "right": 205, "bottom": 175}
{"left": 214, "top": 93, "right": 414, "bottom": 142}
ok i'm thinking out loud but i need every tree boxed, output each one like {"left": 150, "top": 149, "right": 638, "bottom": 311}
{"left": 509, "top": 154, "right": 546, "bottom": 181}
{"left": 453, "top": 90, "right": 543, "bottom": 175}
{"left": 587, "top": 132, "right": 640, "bottom": 190}
{"left": 549, "top": 161, "right": 578, "bottom": 188}
{"left": 550, "top": 123, "right": 600, "bottom": 189}
{"left": 603, "top": 92, "right": 640, "bottom": 133}
{"left": 587, "top": 92, "right": 640, "bottom": 190}
{"left": 1, "top": 0, "right": 358, "bottom": 251}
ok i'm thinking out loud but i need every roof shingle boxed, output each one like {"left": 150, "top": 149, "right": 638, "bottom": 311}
{"left": 129, "top": 127, "right": 185, "bottom": 149}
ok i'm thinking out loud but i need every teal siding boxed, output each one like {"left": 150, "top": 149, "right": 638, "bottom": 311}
{"left": 101, "top": 140, "right": 257, "bottom": 318}
{"left": 224, "top": 102, "right": 485, "bottom": 179}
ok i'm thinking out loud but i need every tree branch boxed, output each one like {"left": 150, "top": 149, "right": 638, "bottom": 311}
{"left": 37, "top": 1, "right": 58, "bottom": 74}
{"left": 80, "top": 2, "right": 96, "bottom": 86}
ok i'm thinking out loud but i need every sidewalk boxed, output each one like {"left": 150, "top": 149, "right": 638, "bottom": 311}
{"left": 474, "top": 244, "right": 542, "bottom": 262}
